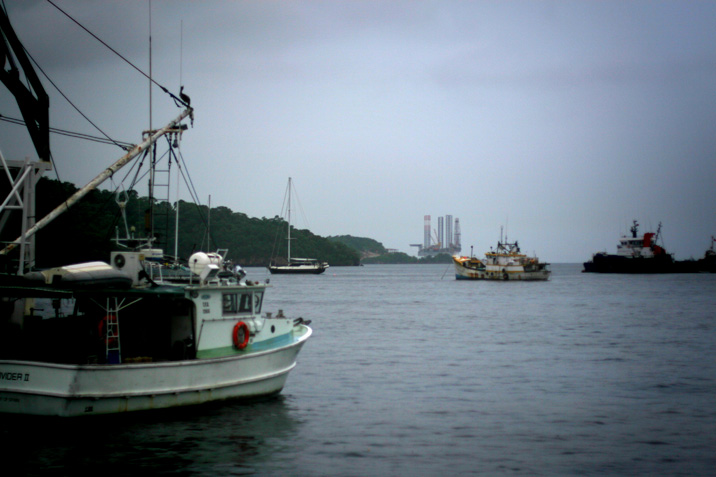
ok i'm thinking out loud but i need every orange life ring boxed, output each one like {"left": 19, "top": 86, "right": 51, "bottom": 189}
{"left": 98, "top": 315, "right": 117, "bottom": 346}
{"left": 98, "top": 316, "right": 107, "bottom": 337}
{"left": 98, "top": 315, "right": 114, "bottom": 337}
{"left": 232, "top": 321, "right": 250, "bottom": 350}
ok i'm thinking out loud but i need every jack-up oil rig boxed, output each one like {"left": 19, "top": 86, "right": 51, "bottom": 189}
{"left": 411, "top": 215, "right": 461, "bottom": 257}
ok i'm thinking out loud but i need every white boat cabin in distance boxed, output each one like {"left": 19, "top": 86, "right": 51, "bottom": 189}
{"left": 453, "top": 237, "right": 551, "bottom": 281}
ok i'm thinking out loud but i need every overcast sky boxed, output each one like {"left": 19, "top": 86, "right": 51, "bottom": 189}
{"left": 2, "top": 0, "right": 715, "bottom": 262}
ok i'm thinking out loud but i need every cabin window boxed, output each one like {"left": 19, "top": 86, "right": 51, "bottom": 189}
{"left": 239, "top": 294, "right": 252, "bottom": 313}
{"left": 222, "top": 293, "right": 252, "bottom": 315}
{"left": 222, "top": 294, "right": 238, "bottom": 315}
{"left": 254, "top": 292, "right": 264, "bottom": 314}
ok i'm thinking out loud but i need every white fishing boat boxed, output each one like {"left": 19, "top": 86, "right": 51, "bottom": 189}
{"left": 0, "top": 8, "right": 311, "bottom": 416}
{"left": 268, "top": 177, "right": 329, "bottom": 275}
{"left": 453, "top": 233, "right": 550, "bottom": 281}
{"left": 1, "top": 254, "right": 311, "bottom": 416}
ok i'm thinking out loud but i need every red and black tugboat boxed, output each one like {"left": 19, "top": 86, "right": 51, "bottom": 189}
{"left": 583, "top": 220, "right": 700, "bottom": 273}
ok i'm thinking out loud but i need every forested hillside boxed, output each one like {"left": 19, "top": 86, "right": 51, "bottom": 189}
{"left": 328, "top": 236, "right": 386, "bottom": 256}
{"left": 328, "top": 235, "right": 454, "bottom": 264}
{"left": 1, "top": 178, "right": 360, "bottom": 269}
{"left": 0, "top": 178, "right": 456, "bottom": 270}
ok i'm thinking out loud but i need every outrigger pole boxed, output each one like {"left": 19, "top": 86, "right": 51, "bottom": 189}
{"left": 0, "top": 107, "right": 193, "bottom": 256}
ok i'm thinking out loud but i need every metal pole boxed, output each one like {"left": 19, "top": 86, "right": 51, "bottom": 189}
{"left": 0, "top": 108, "right": 193, "bottom": 256}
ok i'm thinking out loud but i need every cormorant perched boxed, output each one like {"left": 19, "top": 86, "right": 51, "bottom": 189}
{"left": 179, "top": 86, "right": 191, "bottom": 106}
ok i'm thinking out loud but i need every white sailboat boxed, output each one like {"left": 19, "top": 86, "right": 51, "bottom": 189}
{"left": 268, "top": 177, "right": 329, "bottom": 275}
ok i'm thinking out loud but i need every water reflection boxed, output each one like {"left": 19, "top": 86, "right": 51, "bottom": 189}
{"left": 0, "top": 395, "right": 302, "bottom": 474}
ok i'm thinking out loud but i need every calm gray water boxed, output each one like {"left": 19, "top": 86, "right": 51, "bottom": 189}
{"left": 4, "top": 264, "right": 716, "bottom": 475}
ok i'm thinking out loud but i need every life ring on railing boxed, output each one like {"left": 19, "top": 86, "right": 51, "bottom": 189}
{"left": 232, "top": 321, "right": 250, "bottom": 350}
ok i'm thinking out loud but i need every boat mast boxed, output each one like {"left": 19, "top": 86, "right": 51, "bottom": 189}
{"left": 147, "top": 0, "right": 156, "bottom": 242}
{"left": 174, "top": 164, "right": 180, "bottom": 259}
{"left": 287, "top": 177, "right": 292, "bottom": 262}
{"left": 174, "top": 18, "right": 183, "bottom": 260}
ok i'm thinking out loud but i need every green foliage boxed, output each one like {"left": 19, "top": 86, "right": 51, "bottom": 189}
{"left": 362, "top": 252, "right": 417, "bottom": 264}
{"left": 32, "top": 179, "right": 125, "bottom": 267}
{"left": 160, "top": 201, "right": 361, "bottom": 267}
{"left": 2, "top": 178, "right": 455, "bottom": 269}
{"left": 4, "top": 178, "right": 361, "bottom": 269}
{"left": 328, "top": 235, "right": 386, "bottom": 255}
{"left": 325, "top": 234, "right": 454, "bottom": 265}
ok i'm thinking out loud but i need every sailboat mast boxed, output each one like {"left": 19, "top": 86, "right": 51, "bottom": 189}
{"left": 207, "top": 194, "right": 211, "bottom": 250}
{"left": 287, "top": 177, "right": 292, "bottom": 262}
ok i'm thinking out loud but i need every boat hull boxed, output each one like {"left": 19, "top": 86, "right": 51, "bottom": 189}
{"left": 582, "top": 253, "right": 703, "bottom": 273}
{"left": 0, "top": 325, "right": 311, "bottom": 417}
{"left": 454, "top": 266, "right": 551, "bottom": 281}
{"left": 268, "top": 265, "right": 327, "bottom": 275}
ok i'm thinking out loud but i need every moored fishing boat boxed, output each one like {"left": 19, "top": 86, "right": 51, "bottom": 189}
{"left": 0, "top": 136, "right": 312, "bottom": 417}
{"left": 0, "top": 133, "right": 312, "bottom": 419}
{"left": 0, "top": 7, "right": 311, "bottom": 416}
{"left": 0, "top": 253, "right": 311, "bottom": 416}
{"left": 453, "top": 234, "right": 551, "bottom": 281}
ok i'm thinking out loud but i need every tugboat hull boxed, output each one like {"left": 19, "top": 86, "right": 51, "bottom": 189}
{"left": 583, "top": 253, "right": 680, "bottom": 273}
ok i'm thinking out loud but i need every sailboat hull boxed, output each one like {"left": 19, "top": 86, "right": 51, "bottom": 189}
{"left": 268, "top": 263, "right": 328, "bottom": 274}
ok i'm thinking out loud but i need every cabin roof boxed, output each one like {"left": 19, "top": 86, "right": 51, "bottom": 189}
{"left": 0, "top": 284, "right": 186, "bottom": 299}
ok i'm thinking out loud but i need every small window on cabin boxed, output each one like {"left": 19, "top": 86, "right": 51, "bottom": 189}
{"left": 223, "top": 293, "right": 253, "bottom": 314}
{"left": 223, "top": 293, "right": 238, "bottom": 315}
{"left": 254, "top": 292, "right": 264, "bottom": 314}
{"left": 239, "top": 294, "right": 252, "bottom": 313}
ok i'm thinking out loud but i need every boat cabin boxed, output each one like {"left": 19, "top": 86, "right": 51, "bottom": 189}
{"left": 0, "top": 280, "right": 269, "bottom": 365}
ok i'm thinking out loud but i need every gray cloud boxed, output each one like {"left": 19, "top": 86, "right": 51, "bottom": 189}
{"left": 2, "top": 1, "right": 715, "bottom": 262}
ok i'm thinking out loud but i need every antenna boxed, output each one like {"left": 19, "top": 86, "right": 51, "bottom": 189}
{"left": 174, "top": 150, "right": 181, "bottom": 259}
{"left": 147, "top": 0, "right": 156, "bottom": 241}
{"left": 148, "top": 0, "right": 152, "bottom": 131}
{"left": 180, "top": 20, "right": 184, "bottom": 87}
{"left": 173, "top": 20, "right": 184, "bottom": 260}
{"left": 287, "top": 178, "right": 292, "bottom": 261}
{"left": 207, "top": 194, "right": 211, "bottom": 250}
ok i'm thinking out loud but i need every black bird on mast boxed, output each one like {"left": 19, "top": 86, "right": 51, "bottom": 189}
{"left": 179, "top": 86, "right": 191, "bottom": 106}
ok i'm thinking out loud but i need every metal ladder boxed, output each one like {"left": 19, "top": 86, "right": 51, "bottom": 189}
{"left": 104, "top": 298, "right": 121, "bottom": 364}
{"left": 147, "top": 131, "right": 184, "bottom": 252}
